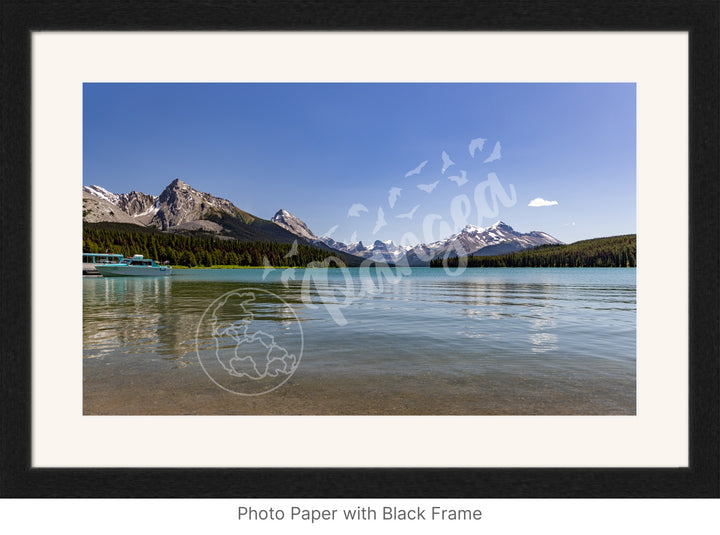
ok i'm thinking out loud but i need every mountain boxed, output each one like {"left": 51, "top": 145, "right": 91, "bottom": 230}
{"left": 271, "top": 209, "right": 412, "bottom": 263}
{"left": 84, "top": 179, "right": 250, "bottom": 230}
{"left": 271, "top": 209, "right": 317, "bottom": 241}
{"left": 83, "top": 186, "right": 148, "bottom": 226}
{"left": 84, "top": 181, "right": 561, "bottom": 267}
{"left": 412, "top": 221, "right": 563, "bottom": 266}
{"left": 318, "top": 238, "right": 412, "bottom": 264}
{"left": 116, "top": 191, "right": 158, "bottom": 221}
{"left": 270, "top": 210, "right": 562, "bottom": 267}
{"left": 83, "top": 179, "right": 314, "bottom": 244}
{"left": 432, "top": 234, "right": 636, "bottom": 268}
{"left": 152, "top": 178, "right": 257, "bottom": 230}
{"left": 83, "top": 184, "right": 159, "bottom": 223}
{"left": 83, "top": 179, "right": 369, "bottom": 266}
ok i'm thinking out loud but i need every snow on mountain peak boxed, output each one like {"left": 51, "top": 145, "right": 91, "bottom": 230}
{"left": 271, "top": 209, "right": 317, "bottom": 241}
{"left": 271, "top": 209, "right": 288, "bottom": 222}
{"left": 83, "top": 185, "right": 119, "bottom": 205}
{"left": 461, "top": 224, "right": 486, "bottom": 234}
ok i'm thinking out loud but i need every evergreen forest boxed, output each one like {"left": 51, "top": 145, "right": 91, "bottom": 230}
{"left": 430, "top": 234, "right": 637, "bottom": 268}
{"left": 83, "top": 223, "right": 351, "bottom": 267}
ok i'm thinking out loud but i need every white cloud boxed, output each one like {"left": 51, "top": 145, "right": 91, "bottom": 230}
{"left": 528, "top": 197, "right": 558, "bottom": 207}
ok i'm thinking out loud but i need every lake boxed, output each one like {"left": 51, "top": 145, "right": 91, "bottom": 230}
{"left": 83, "top": 267, "right": 636, "bottom": 415}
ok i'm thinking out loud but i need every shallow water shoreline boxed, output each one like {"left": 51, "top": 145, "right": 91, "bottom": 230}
{"left": 83, "top": 364, "right": 635, "bottom": 416}
{"left": 83, "top": 267, "right": 636, "bottom": 416}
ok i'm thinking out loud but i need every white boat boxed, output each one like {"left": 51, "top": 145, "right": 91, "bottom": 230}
{"left": 95, "top": 254, "right": 172, "bottom": 277}
{"left": 83, "top": 252, "right": 124, "bottom": 275}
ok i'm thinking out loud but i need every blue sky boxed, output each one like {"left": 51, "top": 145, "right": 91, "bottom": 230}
{"left": 84, "top": 83, "right": 636, "bottom": 245}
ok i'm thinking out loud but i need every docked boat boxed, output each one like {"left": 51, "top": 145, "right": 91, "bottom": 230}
{"left": 95, "top": 254, "right": 172, "bottom": 277}
{"left": 83, "top": 252, "right": 125, "bottom": 275}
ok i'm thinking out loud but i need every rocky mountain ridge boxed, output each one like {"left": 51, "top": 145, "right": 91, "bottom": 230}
{"left": 83, "top": 180, "right": 368, "bottom": 267}
{"left": 403, "top": 221, "right": 562, "bottom": 266}
{"left": 83, "top": 179, "right": 251, "bottom": 232}
{"left": 271, "top": 209, "right": 563, "bottom": 266}
{"left": 83, "top": 180, "right": 562, "bottom": 266}
{"left": 271, "top": 209, "right": 317, "bottom": 241}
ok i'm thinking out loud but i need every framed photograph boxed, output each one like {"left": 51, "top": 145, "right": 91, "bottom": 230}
{"left": 1, "top": 1, "right": 717, "bottom": 498}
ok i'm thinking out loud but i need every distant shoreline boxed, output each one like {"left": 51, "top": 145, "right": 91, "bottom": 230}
{"left": 168, "top": 265, "right": 637, "bottom": 270}
{"left": 171, "top": 265, "right": 306, "bottom": 270}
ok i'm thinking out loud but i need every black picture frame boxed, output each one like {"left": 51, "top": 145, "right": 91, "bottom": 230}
{"left": 1, "top": 0, "right": 718, "bottom": 498}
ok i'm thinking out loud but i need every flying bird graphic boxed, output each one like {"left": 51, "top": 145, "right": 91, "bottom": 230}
{"left": 347, "top": 203, "right": 369, "bottom": 217}
{"left": 417, "top": 181, "right": 439, "bottom": 193}
{"left": 483, "top": 141, "right": 502, "bottom": 163}
{"left": 441, "top": 151, "right": 455, "bottom": 174}
{"left": 373, "top": 206, "right": 387, "bottom": 234}
{"left": 261, "top": 256, "right": 276, "bottom": 280}
{"left": 284, "top": 240, "right": 299, "bottom": 259}
{"left": 469, "top": 137, "right": 486, "bottom": 158}
{"left": 281, "top": 268, "right": 297, "bottom": 284}
{"left": 396, "top": 204, "right": 420, "bottom": 220}
{"left": 405, "top": 160, "right": 428, "bottom": 177}
{"left": 447, "top": 170, "right": 468, "bottom": 187}
{"left": 321, "top": 224, "right": 339, "bottom": 238}
{"left": 388, "top": 187, "right": 402, "bottom": 208}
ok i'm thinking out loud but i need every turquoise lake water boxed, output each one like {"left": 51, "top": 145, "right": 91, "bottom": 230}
{"left": 83, "top": 267, "right": 636, "bottom": 415}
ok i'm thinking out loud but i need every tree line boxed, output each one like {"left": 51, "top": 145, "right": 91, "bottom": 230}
{"left": 83, "top": 223, "right": 342, "bottom": 267}
{"left": 430, "top": 234, "right": 637, "bottom": 268}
